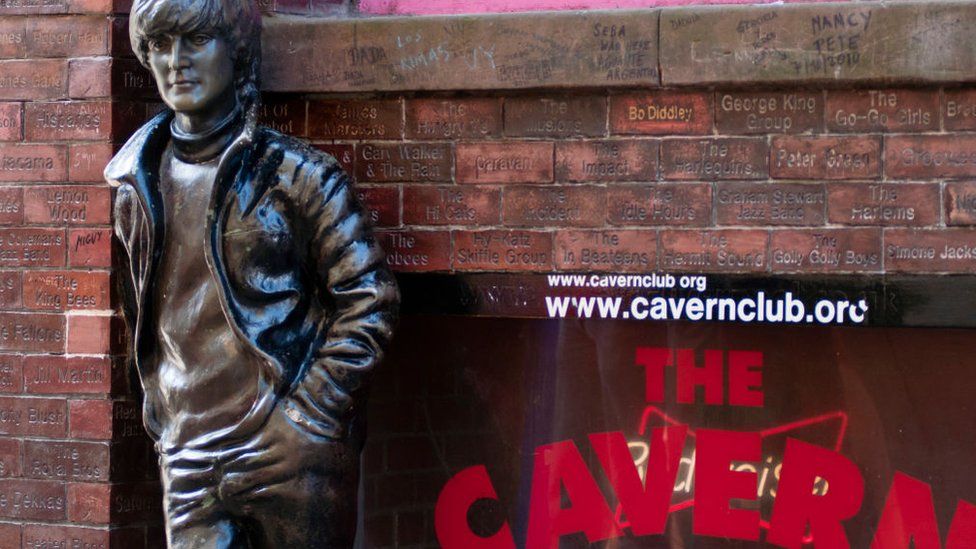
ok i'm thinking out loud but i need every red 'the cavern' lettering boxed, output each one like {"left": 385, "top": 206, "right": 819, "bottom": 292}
{"left": 694, "top": 429, "right": 762, "bottom": 541}
{"left": 636, "top": 347, "right": 764, "bottom": 407}
{"left": 434, "top": 465, "right": 515, "bottom": 548}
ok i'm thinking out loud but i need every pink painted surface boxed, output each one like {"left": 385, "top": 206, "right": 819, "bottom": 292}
{"left": 359, "top": 0, "right": 838, "bottom": 16}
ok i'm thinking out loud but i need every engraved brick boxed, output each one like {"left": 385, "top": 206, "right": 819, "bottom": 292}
{"left": 0, "top": 0, "right": 66, "bottom": 15}
{"left": 26, "top": 101, "right": 110, "bottom": 141}
{"left": 716, "top": 182, "right": 825, "bottom": 226}
{"left": 109, "top": 439, "right": 157, "bottom": 482}
{"left": 67, "top": 228, "right": 110, "bottom": 267}
{"left": 826, "top": 89, "right": 938, "bottom": 133}
{"left": 308, "top": 99, "right": 402, "bottom": 139}
{"left": 24, "top": 185, "right": 110, "bottom": 226}
{"left": 0, "top": 312, "right": 64, "bottom": 352}
{"left": 378, "top": 230, "right": 451, "bottom": 272}
{"left": 402, "top": 185, "right": 499, "bottom": 226}
{"left": 23, "top": 270, "right": 109, "bottom": 313}
{"left": 610, "top": 91, "right": 712, "bottom": 135}
{"left": 502, "top": 185, "right": 605, "bottom": 227}
{"left": 716, "top": 91, "right": 823, "bottom": 134}
{"left": 769, "top": 228, "right": 881, "bottom": 273}
{"left": 885, "top": 135, "right": 976, "bottom": 179}
{"left": 607, "top": 183, "right": 711, "bottom": 227}
{"left": 68, "top": 57, "right": 110, "bottom": 98}
{"left": 0, "top": 438, "right": 20, "bottom": 478}
{"left": 0, "top": 59, "right": 66, "bottom": 101}
{"left": 0, "top": 103, "right": 20, "bottom": 141}
{"left": 23, "top": 356, "right": 109, "bottom": 395}
{"left": 0, "top": 479, "right": 65, "bottom": 520}
{"left": 24, "top": 440, "right": 108, "bottom": 481}
{"left": 771, "top": 136, "right": 881, "bottom": 180}
{"left": 111, "top": 58, "right": 155, "bottom": 98}
{"left": 827, "top": 183, "right": 938, "bottom": 227}
{"left": 0, "top": 143, "right": 67, "bottom": 182}
{"left": 0, "top": 396, "right": 67, "bottom": 437}
{"left": 66, "top": 399, "right": 110, "bottom": 440}
{"left": 944, "top": 89, "right": 976, "bottom": 131}
{"left": 0, "top": 355, "right": 22, "bottom": 393}
{"left": 259, "top": 97, "right": 306, "bottom": 136}
{"left": 66, "top": 314, "right": 109, "bottom": 354}
{"left": 554, "top": 230, "right": 656, "bottom": 272}
{"left": 505, "top": 95, "right": 605, "bottom": 138}
{"left": 0, "top": 18, "right": 26, "bottom": 59}
{"left": 0, "top": 187, "right": 23, "bottom": 225}
{"left": 0, "top": 228, "right": 66, "bottom": 267}
{"left": 661, "top": 138, "right": 768, "bottom": 180}
{"left": 659, "top": 229, "right": 767, "bottom": 272}
{"left": 555, "top": 139, "right": 657, "bottom": 182}
{"left": 313, "top": 144, "right": 354, "bottom": 173}
{"left": 405, "top": 98, "right": 501, "bottom": 140}
{"left": 22, "top": 525, "right": 111, "bottom": 549}
{"left": 885, "top": 229, "right": 976, "bottom": 273}
{"left": 26, "top": 16, "right": 108, "bottom": 57}
{"left": 357, "top": 186, "right": 399, "bottom": 227}
{"left": 355, "top": 142, "right": 452, "bottom": 183}
{"left": 107, "top": 481, "right": 163, "bottom": 524}
{"left": 453, "top": 230, "right": 552, "bottom": 272}
{"left": 946, "top": 182, "right": 976, "bottom": 226}
{"left": 66, "top": 482, "right": 108, "bottom": 523}
{"left": 456, "top": 142, "right": 553, "bottom": 184}
{"left": 69, "top": 143, "right": 112, "bottom": 182}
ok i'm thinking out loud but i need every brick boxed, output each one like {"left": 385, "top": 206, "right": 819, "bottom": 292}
{"left": 554, "top": 230, "right": 656, "bottom": 272}
{"left": 259, "top": 96, "right": 306, "bottom": 136}
{"left": 661, "top": 138, "right": 768, "bottom": 180}
{"left": 68, "top": 0, "right": 119, "bottom": 14}
{"left": 0, "top": 523, "right": 18, "bottom": 549}
{"left": 0, "top": 479, "right": 66, "bottom": 520}
{"left": 111, "top": 58, "right": 155, "bottom": 98}
{"left": 0, "top": 396, "right": 67, "bottom": 437}
{"left": 453, "top": 230, "right": 552, "bottom": 272}
{"left": 314, "top": 144, "right": 354, "bottom": 173}
{"left": 110, "top": 101, "right": 148, "bottom": 139}
{"left": 24, "top": 185, "right": 110, "bottom": 226}
{"left": 67, "top": 314, "right": 110, "bottom": 354}
{"left": 0, "top": 437, "right": 21, "bottom": 477}
{"left": 0, "top": 143, "right": 67, "bottom": 181}
{"left": 0, "top": 102, "right": 21, "bottom": 141}
{"left": 308, "top": 99, "right": 402, "bottom": 139}
{"left": 22, "top": 525, "right": 111, "bottom": 549}
{"left": 0, "top": 312, "right": 65, "bottom": 353}
{"left": 0, "top": 59, "right": 66, "bottom": 100}
{"left": 946, "top": 182, "right": 976, "bottom": 226}
{"left": 771, "top": 136, "right": 881, "bottom": 180}
{"left": 356, "top": 186, "right": 399, "bottom": 227}
{"left": 67, "top": 482, "right": 108, "bottom": 523}
{"left": 24, "top": 356, "right": 110, "bottom": 394}
{"left": 26, "top": 16, "right": 108, "bottom": 57}
{"left": 607, "top": 184, "right": 710, "bottom": 227}
{"left": 944, "top": 89, "right": 976, "bottom": 131}
{"left": 355, "top": 142, "right": 452, "bottom": 183}
{"left": 0, "top": 187, "right": 23, "bottom": 225}
{"left": 555, "top": 139, "right": 657, "bottom": 182}
{"left": 23, "top": 270, "right": 109, "bottom": 312}
{"left": 827, "top": 183, "right": 939, "bottom": 227}
{"left": 24, "top": 440, "right": 107, "bottom": 482}
{"left": 0, "top": 271, "right": 20, "bottom": 311}
{"left": 68, "top": 228, "right": 111, "bottom": 267}
{"left": 716, "top": 182, "right": 825, "bottom": 226}
{"left": 659, "top": 229, "right": 767, "bottom": 273}
{"left": 0, "top": 228, "right": 66, "bottom": 267}
{"left": 505, "top": 95, "right": 605, "bottom": 138}
{"left": 109, "top": 438, "right": 156, "bottom": 482}
{"left": 456, "top": 142, "right": 553, "bottom": 184}
{"left": 610, "top": 91, "right": 712, "bottom": 135}
{"left": 0, "top": 1, "right": 66, "bottom": 15}
{"left": 402, "top": 185, "right": 498, "bottom": 226}
{"left": 502, "top": 185, "right": 605, "bottom": 227}
{"left": 885, "top": 135, "right": 976, "bottom": 179}
{"left": 26, "top": 101, "right": 110, "bottom": 141}
{"left": 716, "top": 91, "right": 823, "bottom": 134}
{"left": 68, "top": 57, "right": 110, "bottom": 98}
{"left": 0, "top": 355, "right": 22, "bottom": 393}
{"left": 405, "top": 98, "right": 501, "bottom": 140}
{"left": 69, "top": 142, "right": 113, "bottom": 182}
{"left": 826, "top": 89, "right": 938, "bottom": 133}
{"left": 769, "top": 228, "right": 882, "bottom": 273}
{"left": 67, "top": 399, "right": 111, "bottom": 440}
{"left": 378, "top": 230, "right": 451, "bottom": 272}
{"left": 108, "top": 400, "right": 143, "bottom": 440}
{"left": 108, "top": 481, "right": 163, "bottom": 524}
{"left": 885, "top": 229, "right": 976, "bottom": 273}
{"left": 0, "top": 18, "right": 26, "bottom": 59}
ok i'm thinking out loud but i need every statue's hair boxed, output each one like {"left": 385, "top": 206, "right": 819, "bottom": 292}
{"left": 130, "top": 0, "right": 262, "bottom": 124}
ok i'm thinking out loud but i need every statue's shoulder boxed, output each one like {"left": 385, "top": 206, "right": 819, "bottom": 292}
{"left": 255, "top": 126, "right": 341, "bottom": 174}
{"left": 104, "top": 111, "right": 173, "bottom": 187}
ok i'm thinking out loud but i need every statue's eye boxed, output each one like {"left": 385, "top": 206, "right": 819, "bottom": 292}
{"left": 148, "top": 36, "right": 170, "bottom": 51}
{"left": 190, "top": 33, "right": 213, "bottom": 46}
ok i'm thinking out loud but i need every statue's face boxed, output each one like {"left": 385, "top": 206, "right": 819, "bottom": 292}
{"left": 146, "top": 30, "right": 236, "bottom": 116}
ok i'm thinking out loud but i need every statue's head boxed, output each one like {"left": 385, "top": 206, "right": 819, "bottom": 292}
{"left": 130, "top": 0, "right": 261, "bottom": 120}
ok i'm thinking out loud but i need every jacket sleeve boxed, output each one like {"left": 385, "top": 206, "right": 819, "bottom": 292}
{"left": 283, "top": 158, "right": 400, "bottom": 439}
{"left": 112, "top": 185, "right": 142, "bottom": 374}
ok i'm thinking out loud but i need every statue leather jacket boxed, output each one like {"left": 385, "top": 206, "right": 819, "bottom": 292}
{"left": 106, "top": 110, "right": 399, "bottom": 442}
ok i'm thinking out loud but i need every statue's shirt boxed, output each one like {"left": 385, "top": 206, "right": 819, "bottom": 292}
{"left": 147, "top": 141, "right": 271, "bottom": 452}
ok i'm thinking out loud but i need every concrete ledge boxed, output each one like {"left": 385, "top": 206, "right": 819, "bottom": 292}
{"left": 261, "top": 1, "right": 976, "bottom": 92}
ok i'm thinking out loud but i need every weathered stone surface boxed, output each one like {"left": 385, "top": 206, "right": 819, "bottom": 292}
{"left": 661, "top": 2, "right": 976, "bottom": 85}
{"left": 263, "top": 11, "right": 659, "bottom": 92}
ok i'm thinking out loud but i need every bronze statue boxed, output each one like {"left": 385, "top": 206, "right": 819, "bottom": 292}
{"left": 105, "top": 1, "right": 399, "bottom": 546}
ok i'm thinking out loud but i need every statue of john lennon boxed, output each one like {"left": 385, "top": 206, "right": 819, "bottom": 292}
{"left": 105, "top": 0, "right": 399, "bottom": 546}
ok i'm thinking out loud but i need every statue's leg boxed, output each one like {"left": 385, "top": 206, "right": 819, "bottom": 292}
{"left": 161, "top": 451, "right": 242, "bottom": 549}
